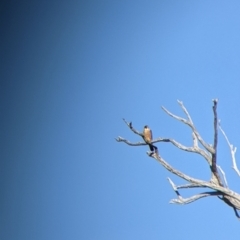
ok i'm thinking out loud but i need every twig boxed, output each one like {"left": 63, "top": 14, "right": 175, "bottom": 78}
{"left": 168, "top": 177, "right": 181, "bottom": 197}
{"left": 174, "top": 183, "right": 207, "bottom": 189}
{"left": 233, "top": 208, "right": 240, "bottom": 219}
{"left": 177, "top": 100, "right": 194, "bottom": 124}
{"left": 122, "top": 118, "right": 143, "bottom": 137}
{"left": 218, "top": 121, "right": 240, "bottom": 176}
{"left": 217, "top": 165, "right": 228, "bottom": 188}
{"left": 170, "top": 192, "right": 222, "bottom": 205}
{"left": 115, "top": 137, "right": 147, "bottom": 146}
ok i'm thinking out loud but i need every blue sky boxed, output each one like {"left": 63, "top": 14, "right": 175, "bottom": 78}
{"left": 1, "top": 0, "right": 240, "bottom": 239}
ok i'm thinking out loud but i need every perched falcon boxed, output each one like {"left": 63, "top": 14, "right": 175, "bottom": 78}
{"left": 143, "top": 125, "right": 154, "bottom": 151}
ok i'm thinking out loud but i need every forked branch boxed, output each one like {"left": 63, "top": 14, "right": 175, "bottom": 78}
{"left": 116, "top": 100, "right": 240, "bottom": 219}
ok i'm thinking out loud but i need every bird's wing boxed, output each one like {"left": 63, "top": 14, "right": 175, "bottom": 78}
{"left": 149, "top": 129, "right": 152, "bottom": 140}
{"left": 143, "top": 128, "right": 152, "bottom": 143}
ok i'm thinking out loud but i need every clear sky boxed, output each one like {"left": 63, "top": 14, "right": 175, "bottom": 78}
{"left": 1, "top": 0, "right": 240, "bottom": 239}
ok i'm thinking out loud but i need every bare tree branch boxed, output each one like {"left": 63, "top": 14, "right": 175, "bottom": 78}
{"left": 117, "top": 100, "right": 240, "bottom": 219}
{"left": 212, "top": 99, "right": 218, "bottom": 167}
{"left": 122, "top": 118, "right": 143, "bottom": 137}
{"left": 170, "top": 192, "right": 223, "bottom": 205}
{"left": 217, "top": 165, "right": 228, "bottom": 188}
{"left": 116, "top": 136, "right": 211, "bottom": 164}
{"left": 150, "top": 152, "right": 240, "bottom": 205}
{"left": 192, "top": 132, "right": 198, "bottom": 148}
{"left": 177, "top": 100, "right": 194, "bottom": 124}
{"left": 175, "top": 183, "right": 207, "bottom": 190}
{"left": 210, "top": 99, "right": 223, "bottom": 186}
{"left": 218, "top": 121, "right": 240, "bottom": 176}
{"left": 162, "top": 102, "right": 214, "bottom": 154}
{"left": 115, "top": 137, "right": 147, "bottom": 146}
{"left": 168, "top": 178, "right": 222, "bottom": 204}
{"left": 233, "top": 207, "right": 240, "bottom": 219}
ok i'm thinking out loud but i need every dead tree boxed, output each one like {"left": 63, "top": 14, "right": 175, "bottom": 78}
{"left": 116, "top": 99, "right": 240, "bottom": 219}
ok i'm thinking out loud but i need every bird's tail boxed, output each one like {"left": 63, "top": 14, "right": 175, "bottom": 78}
{"left": 149, "top": 144, "right": 154, "bottom": 151}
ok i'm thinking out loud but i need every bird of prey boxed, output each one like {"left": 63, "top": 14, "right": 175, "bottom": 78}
{"left": 143, "top": 125, "right": 154, "bottom": 151}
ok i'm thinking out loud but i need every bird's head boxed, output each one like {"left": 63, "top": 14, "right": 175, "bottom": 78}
{"left": 144, "top": 125, "right": 149, "bottom": 129}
